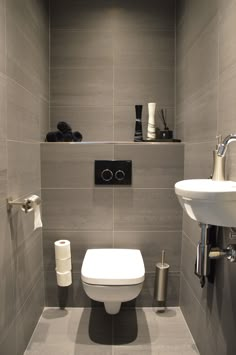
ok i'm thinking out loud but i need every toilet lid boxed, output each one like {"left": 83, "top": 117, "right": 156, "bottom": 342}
{"left": 81, "top": 249, "right": 145, "bottom": 286}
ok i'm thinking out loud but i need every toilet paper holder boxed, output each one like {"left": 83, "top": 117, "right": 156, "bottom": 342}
{"left": 7, "top": 196, "right": 41, "bottom": 213}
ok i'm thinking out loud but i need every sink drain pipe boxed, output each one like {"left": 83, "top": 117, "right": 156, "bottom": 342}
{"left": 195, "top": 223, "right": 236, "bottom": 287}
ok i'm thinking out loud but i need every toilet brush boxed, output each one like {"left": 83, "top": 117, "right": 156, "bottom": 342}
{"left": 154, "top": 250, "right": 169, "bottom": 312}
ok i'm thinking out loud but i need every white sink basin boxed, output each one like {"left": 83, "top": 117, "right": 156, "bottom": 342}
{"left": 175, "top": 179, "right": 236, "bottom": 227}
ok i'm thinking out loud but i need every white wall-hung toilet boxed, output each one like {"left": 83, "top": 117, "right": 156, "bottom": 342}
{"left": 81, "top": 249, "right": 145, "bottom": 315}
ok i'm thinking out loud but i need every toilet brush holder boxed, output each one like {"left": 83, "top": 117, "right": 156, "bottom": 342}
{"left": 154, "top": 250, "right": 169, "bottom": 312}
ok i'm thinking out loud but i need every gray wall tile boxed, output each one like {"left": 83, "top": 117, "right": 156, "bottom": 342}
{"left": 7, "top": 142, "right": 40, "bottom": 200}
{"left": 0, "top": 260, "right": 16, "bottom": 343}
{"left": 50, "top": 0, "right": 113, "bottom": 30}
{"left": 51, "top": 30, "right": 113, "bottom": 68}
{"left": 41, "top": 143, "right": 113, "bottom": 188}
{"left": 114, "top": 143, "right": 184, "bottom": 188}
{"left": 113, "top": 30, "right": 174, "bottom": 68}
{"left": 0, "top": 0, "right": 5, "bottom": 74}
{"left": 39, "top": 98, "right": 49, "bottom": 142}
{"left": 6, "top": 10, "right": 48, "bottom": 100}
{"left": 0, "top": 139, "right": 7, "bottom": 207}
{"left": 184, "top": 142, "right": 213, "bottom": 180}
{"left": 0, "top": 319, "right": 16, "bottom": 355}
{"left": 219, "top": 64, "right": 236, "bottom": 136}
{"left": 7, "top": 79, "right": 40, "bottom": 142}
{"left": 219, "top": 1, "right": 236, "bottom": 74}
{"left": 0, "top": 73, "right": 6, "bottom": 140}
{"left": 0, "top": 0, "right": 49, "bottom": 353}
{"left": 16, "top": 276, "right": 44, "bottom": 355}
{"left": 114, "top": 189, "right": 182, "bottom": 231}
{"left": 114, "top": 67, "right": 174, "bottom": 106}
{"left": 112, "top": 0, "right": 175, "bottom": 31}
{"left": 0, "top": 205, "right": 14, "bottom": 270}
{"left": 16, "top": 230, "right": 43, "bottom": 312}
{"left": 42, "top": 188, "right": 113, "bottom": 230}
{"left": 51, "top": 68, "right": 113, "bottom": 106}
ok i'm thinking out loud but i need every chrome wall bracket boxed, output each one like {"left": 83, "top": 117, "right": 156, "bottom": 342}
{"left": 7, "top": 197, "right": 35, "bottom": 213}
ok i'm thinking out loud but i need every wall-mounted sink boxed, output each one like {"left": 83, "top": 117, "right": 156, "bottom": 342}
{"left": 175, "top": 179, "right": 236, "bottom": 227}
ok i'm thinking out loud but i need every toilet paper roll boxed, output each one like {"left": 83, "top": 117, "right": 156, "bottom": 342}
{"left": 26, "top": 195, "right": 42, "bottom": 230}
{"left": 54, "top": 240, "right": 71, "bottom": 260}
{"left": 56, "top": 270, "right": 72, "bottom": 287}
{"left": 55, "top": 257, "right": 72, "bottom": 273}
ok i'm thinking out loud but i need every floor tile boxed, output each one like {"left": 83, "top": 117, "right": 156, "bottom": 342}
{"left": 25, "top": 307, "right": 198, "bottom": 355}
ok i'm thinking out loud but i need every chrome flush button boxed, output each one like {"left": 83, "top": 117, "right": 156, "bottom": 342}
{"left": 115, "top": 170, "right": 125, "bottom": 181}
{"left": 101, "top": 169, "right": 113, "bottom": 182}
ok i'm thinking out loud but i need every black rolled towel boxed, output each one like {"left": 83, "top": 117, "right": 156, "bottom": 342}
{"left": 72, "top": 131, "right": 83, "bottom": 142}
{"left": 63, "top": 131, "right": 73, "bottom": 142}
{"left": 46, "top": 131, "right": 64, "bottom": 142}
{"left": 57, "top": 121, "right": 72, "bottom": 133}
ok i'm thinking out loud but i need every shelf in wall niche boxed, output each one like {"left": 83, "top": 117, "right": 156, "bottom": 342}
{"left": 41, "top": 140, "right": 183, "bottom": 145}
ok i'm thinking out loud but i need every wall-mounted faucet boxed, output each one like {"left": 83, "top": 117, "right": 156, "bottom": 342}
{"left": 212, "top": 134, "right": 236, "bottom": 181}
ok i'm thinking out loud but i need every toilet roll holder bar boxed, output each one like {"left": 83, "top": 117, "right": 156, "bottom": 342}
{"left": 7, "top": 196, "right": 41, "bottom": 213}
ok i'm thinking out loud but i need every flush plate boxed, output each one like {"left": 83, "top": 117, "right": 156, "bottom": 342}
{"left": 95, "top": 160, "right": 132, "bottom": 185}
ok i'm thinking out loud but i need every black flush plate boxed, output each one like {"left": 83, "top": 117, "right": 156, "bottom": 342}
{"left": 95, "top": 160, "right": 132, "bottom": 185}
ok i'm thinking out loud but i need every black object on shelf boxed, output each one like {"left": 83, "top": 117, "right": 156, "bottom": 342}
{"left": 160, "top": 130, "right": 173, "bottom": 139}
{"left": 142, "top": 138, "right": 181, "bottom": 142}
{"left": 134, "top": 105, "right": 143, "bottom": 142}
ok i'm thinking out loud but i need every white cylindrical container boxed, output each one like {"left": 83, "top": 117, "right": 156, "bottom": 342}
{"left": 56, "top": 270, "right": 72, "bottom": 287}
{"left": 54, "top": 240, "right": 71, "bottom": 260}
{"left": 56, "top": 258, "right": 72, "bottom": 273}
{"left": 147, "top": 102, "right": 156, "bottom": 140}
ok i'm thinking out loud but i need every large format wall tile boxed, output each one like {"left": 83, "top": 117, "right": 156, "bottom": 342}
{"left": 50, "top": 106, "right": 113, "bottom": 142}
{"left": 0, "top": 0, "right": 5, "bottom": 74}
{"left": 114, "top": 143, "right": 184, "bottom": 188}
{"left": 0, "top": 260, "right": 16, "bottom": 344}
{"left": 114, "top": 188, "right": 182, "bottom": 231}
{"left": 112, "top": 0, "right": 175, "bottom": 31}
{"left": 7, "top": 142, "right": 40, "bottom": 200}
{"left": 51, "top": 68, "right": 113, "bottom": 106}
{"left": 16, "top": 230, "right": 43, "bottom": 312}
{"left": 39, "top": 98, "right": 49, "bottom": 142}
{"left": 0, "top": 140, "right": 7, "bottom": 207}
{"left": 50, "top": 0, "right": 113, "bottom": 30}
{"left": 16, "top": 276, "right": 44, "bottom": 355}
{"left": 7, "top": 79, "right": 40, "bottom": 142}
{"left": 1, "top": 0, "right": 49, "bottom": 354}
{"left": 0, "top": 73, "right": 6, "bottom": 140}
{"left": 6, "top": 13, "right": 48, "bottom": 100}
{"left": 41, "top": 143, "right": 113, "bottom": 188}
{"left": 114, "top": 67, "right": 174, "bottom": 106}
{"left": 42, "top": 188, "right": 113, "bottom": 231}
{"left": 113, "top": 30, "right": 174, "bottom": 68}
{"left": 51, "top": 30, "right": 113, "bottom": 68}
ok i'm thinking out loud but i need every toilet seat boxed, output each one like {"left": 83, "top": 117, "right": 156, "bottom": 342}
{"left": 81, "top": 249, "right": 145, "bottom": 286}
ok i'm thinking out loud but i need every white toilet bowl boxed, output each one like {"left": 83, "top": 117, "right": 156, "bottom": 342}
{"left": 81, "top": 249, "right": 145, "bottom": 315}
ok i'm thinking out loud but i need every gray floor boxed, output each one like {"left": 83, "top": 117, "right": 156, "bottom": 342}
{"left": 25, "top": 307, "right": 199, "bottom": 355}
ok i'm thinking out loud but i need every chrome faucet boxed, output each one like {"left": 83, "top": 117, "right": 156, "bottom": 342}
{"left": 217, "top": 134, "right": 236, "bottom": 157}
{"left": 212, "top": 134, "right": 236, "bottom": 181}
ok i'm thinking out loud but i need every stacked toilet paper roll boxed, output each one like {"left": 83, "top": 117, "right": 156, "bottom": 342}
{"left": 54, "top": 240, "right": 72, "bottom": 287}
